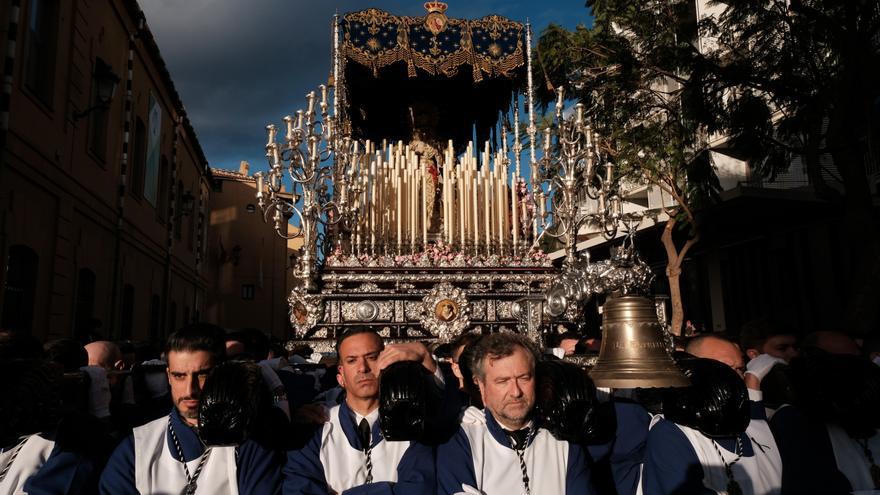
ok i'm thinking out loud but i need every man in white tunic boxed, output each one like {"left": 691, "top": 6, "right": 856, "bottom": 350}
{"left": 283, "top": 328, "right": 440, "bottom": 494}
{"left": 436, "top": 333, "right": 595, "bottom": 495}
{"left": 642, "top": 336, "right": 783, "bottom": 495}
{"left": 99, "top": 324, "right": 281, "bottom": 494}
{"left": 0, "top": 357, "right": 99, "bottom": 494}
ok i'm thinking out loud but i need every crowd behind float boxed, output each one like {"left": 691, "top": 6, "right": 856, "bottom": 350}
{"left": 0, "top": 321, "right": 878, "bottom": 494}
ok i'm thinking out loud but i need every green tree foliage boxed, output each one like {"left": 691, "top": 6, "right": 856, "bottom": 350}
{"left": 693, "top": 0, "right": 880, "bottom": 334}
{"left": 536, "top": 0, "right": 880, "bottom": 335}
{"left": 536, "top": 1, "right": 722, "bottom": 334}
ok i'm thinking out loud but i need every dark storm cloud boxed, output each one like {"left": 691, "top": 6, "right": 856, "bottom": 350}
{"left": 139, "top": 1, "right": 591, "bottom": 171}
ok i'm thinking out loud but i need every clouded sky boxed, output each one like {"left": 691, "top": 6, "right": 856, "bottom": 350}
{"left": 140, "top": 1, "right": 593, "bottom": 171}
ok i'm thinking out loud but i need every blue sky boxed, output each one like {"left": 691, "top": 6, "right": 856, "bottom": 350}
{"left": 139, "top": 1, "right": 594, "bottom": 172}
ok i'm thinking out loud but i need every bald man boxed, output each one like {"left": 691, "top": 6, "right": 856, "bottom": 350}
{"left": 642, "top": 335, "right": 783, "bottom": 494}
{"left": 84, "top": 341, "right": 129, "bottom": 420}
{"left": 85, "top": 341, "right": 124, "bottom": 372}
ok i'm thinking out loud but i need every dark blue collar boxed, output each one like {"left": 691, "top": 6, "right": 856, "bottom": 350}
{"left": 485, "top": 409, "right": 536, "bottom": 450}
{"left": 714, "top": 431, "right": 756, "bottom": 457}
{"left": 166, "top": 409, "right": 205, "bottom": 461}
{"left": 338, "top": 400, "right": 383, "bottom": 450}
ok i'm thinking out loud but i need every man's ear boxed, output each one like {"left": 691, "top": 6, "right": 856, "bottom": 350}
{"left": 336, "top": 366, "right": 345, "bottom": 389}
{"left": 474, "top": 376, "right": 484, "bottom": 394}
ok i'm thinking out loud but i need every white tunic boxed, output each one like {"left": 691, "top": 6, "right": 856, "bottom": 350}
{"left": 318, "top": 404, "right": 411, "bottom": 493}
{"left": 825, "top": 425, "right": 880, "bottom": 494}
{"left": 459, "top": 407, "right": 569, "bottom": 495}
{"left": 0, "top": 434, "right": 55, "bottom": 495}
{"left": 675, "top": 419, "right": 783, "bottom": 495}
{"left": 132, "top": 415, "right": 239, "bottom": 495}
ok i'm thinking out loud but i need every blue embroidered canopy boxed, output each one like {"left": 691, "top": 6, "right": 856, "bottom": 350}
{"left": 342, "top": 8, "right": 525, "bottom": 82}
{"left": 339, "top": 8, "right": 527, "bottom": 152}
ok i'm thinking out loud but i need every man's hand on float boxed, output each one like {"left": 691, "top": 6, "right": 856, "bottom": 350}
{"left": 744, "top": 353, "right": 786, "bottom": 390}
{"left": 377, "top": 342, "right": 437, "bottom": 374}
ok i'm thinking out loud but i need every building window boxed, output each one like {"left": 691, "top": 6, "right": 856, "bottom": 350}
{"left": 87, "top": 58, "right": 112, "bottom": 161}
{"left": 1, "top": 245, "right": 39, "bottom": 332}
{"left": 120, "top": 284, "right": 134, "bottom": 339}
{"left": 73, "top": 268, "right": 96, "bottom": 337}
{"left": 24, "top": 0, "right": 58, "bottom": 106}
{"left": 241, "top": 284, "right": 255, "bottom": 300}
{"left": 246, "top": 204, "right": 256, "bottom": 213}
{"left": 131, "top": 118, "right": 146, "bottom": 198}
{"left": 211, "top": 179, "right": 223, "bottom": 193}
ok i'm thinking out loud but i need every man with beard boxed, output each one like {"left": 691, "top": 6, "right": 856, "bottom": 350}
{"left": 283, "top": 328, "right": 439, "bottom": 494}
{"left": 99, "top": 324, "right": 281, "bottom": 494}
{"left": 436, "top": 333, "right": 595, "bottom": 494}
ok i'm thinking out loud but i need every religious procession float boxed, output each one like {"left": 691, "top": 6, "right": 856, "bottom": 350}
{"left": 254, "top": 2, "right": 687, "bottom": 387}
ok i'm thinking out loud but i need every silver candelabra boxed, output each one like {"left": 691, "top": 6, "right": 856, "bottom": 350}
{"left": 531, "top": 87, "right": 623, "bottom": 264}
{"left": 255, "top": 85, "right": 361, "bottom": 291}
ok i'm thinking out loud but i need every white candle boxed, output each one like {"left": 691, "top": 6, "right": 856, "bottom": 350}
{"left": 484, "top": 140, "right": 490, "bottom": 173}
{"left": 422, "top": 160, "right": 428, "bottom": 248}
{"left": 484, "top": 171, "right": 491, "bottom": 253}
{"left": 396, "top": 172, "right": 402, "bottom": 252}
{"left": 442, "top": 150, "right": 449, "bottom": 245}
{"left": 370, "top": 157, "right": 377, "bottom": 252}
{"left": 458, "top": 166, "right": 465, "bottom": 250}
{"left": 472, "top": 168, "right": 479, "bottom": 251}
{"left": 411, "top": 158, "right": 417, "bottom": 251}
{"left": 511, "top": 174, "right": 519, "bottom": 253}
{"left": 497, "top": 163, "right": 505, "bottom": 252}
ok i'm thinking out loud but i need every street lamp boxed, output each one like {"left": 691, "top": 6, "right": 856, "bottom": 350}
{"left": 178, "top": 191, "right": 195, "bottom": 218}
{"left": 74, "top": 58, "right": 119, "bottom": 120}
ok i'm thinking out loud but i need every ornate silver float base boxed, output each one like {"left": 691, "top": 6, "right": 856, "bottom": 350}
{"left": 285, "top": 265, "right": 570, "bottom": 353}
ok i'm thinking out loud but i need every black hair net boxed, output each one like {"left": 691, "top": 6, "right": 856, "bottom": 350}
{"left": 789, "top": 353, "right": 880, "bottom": 438}
{"left": 662, "top": 357, "right": 750, "bottom": 438}
{"left": 759, "top": 362, "right": 795, "bottom": 410}
{"left": 534, "top": 359, "right": 610, "bottom": 444}
{"left": 0, "top": 359, "right": 62, "bottom": 446}
{"left": 379, "top": 361, "right": 441, "bottom": 442}
{"left": 198, "top": 361, "right": 276, "bottom": 447}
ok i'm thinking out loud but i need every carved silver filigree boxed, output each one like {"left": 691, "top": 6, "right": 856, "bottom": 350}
{"left": 341, "top": 300, "right": 393, "bottom": 323}
{"left": 563, "top": 354, "right": 599, "bottom": 369}
{"left": 352, "top": 282, "right": 387, "bottom": 293}
{"left": 284, "top": 339, "right": 335, "bottom": 354}
{"left": 357, "top": 301, "right": 379, "bottom": 321}
{"left": 321, "top": 272, "right": 555, "bottom": 285}
{"left": 468, "top": 282, "right": 489, "bottom": 292}
{"left": 404, "top": 301, "right": 424, "bottom": 320}
{"left": 325, "top": 251, "right": 553, "bottom": 269}
{"left": 498, "top": 301, "right": 517, "bottom": 320}
{"left": 287, "top": 291, "right": 323, "bottom": 338}
{"left": 420, "top": 283, "right": 471, "bottom": 343}
{"left": 469, "top": 300, "right": 487, "bottom": 320}
{"left": 501, "top": 282, "right": 530, "bottom": 292}
{"left": 544, "top": 243, "right": 654, "bottom": 318}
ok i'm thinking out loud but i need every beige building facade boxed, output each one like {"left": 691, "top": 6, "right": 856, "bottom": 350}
{"left": 0, "top": 0, "right": 211, "bottom": 342}
{"left": 206, "top": 163, "right": 297, "bottom": 339}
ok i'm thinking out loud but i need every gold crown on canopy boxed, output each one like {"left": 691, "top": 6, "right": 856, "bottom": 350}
{"left": 424, "top": 1, "right": 448, "bottom": 14}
